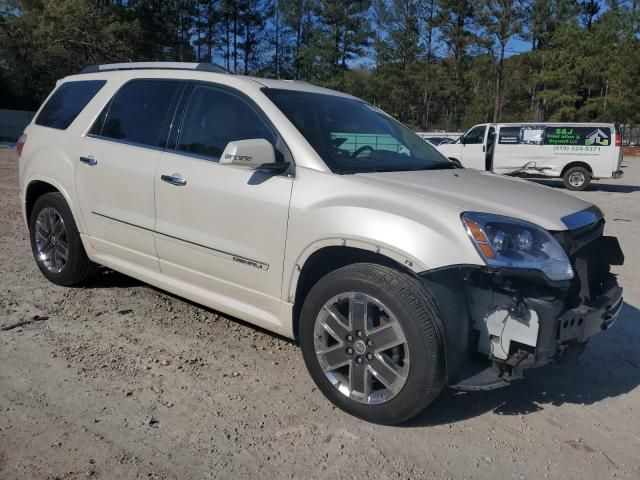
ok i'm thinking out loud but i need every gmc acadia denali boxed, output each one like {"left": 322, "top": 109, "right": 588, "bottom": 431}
{"left": 18, "top": 62, "right": 624, "bottom": 424}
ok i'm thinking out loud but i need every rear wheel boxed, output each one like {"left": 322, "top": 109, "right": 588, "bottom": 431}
{"left": 29, "top": 192, "right": 97, "bottom": 286}
{"left": 299, "top": 263, "right": 446, "bottom": 424}
{"left": 563, "top": 166, "right": 591, "bottom": 191}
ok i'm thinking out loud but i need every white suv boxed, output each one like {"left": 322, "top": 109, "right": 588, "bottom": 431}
{"left": 18, "top": 62, "right": 624, "bottom": 424}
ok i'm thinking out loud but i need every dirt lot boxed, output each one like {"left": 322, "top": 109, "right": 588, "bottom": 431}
{"left": 1, "top": 148, "right": 639, "bottom": 480}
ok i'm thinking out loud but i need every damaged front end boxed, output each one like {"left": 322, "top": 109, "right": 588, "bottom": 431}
{"left": 421, "top": 209, "right": 624, "bottom": 391}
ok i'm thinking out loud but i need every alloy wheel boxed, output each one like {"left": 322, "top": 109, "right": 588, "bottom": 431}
{"left": 313, "top": 292, "right": 410, "bottom": 404}
{"left": 34, "top": 207, "right": 69, "bottom": 273}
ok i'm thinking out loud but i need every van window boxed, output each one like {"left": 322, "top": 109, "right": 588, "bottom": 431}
{"left": 176, "top": 85, "right": 276, "bottom": 160}
{"left": 92, "top": 80, "right": 184, "bottom": 148}
{"left": 35, "top": 80, "right": 106, "bottom": 130}
{"left": 498, "top": 125, "right": 544, "bottom": 145}
{"left": 463, "top": 125, "right": 486, "bottom": 144}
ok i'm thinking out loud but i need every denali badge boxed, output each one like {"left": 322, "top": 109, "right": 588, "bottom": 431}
{"left": 232, "top": 256, "right": 268, "bottom": 270}
{"left": 224, "top": 153, "right": 253, "bottom": 162}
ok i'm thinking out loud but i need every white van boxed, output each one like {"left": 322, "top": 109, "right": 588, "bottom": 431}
{"left": 437, "top": 123, "right": 624, "bottom": 190}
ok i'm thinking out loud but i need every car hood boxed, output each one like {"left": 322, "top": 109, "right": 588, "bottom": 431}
{"left": 356, "top": 169, "right": 594, "bottom": 231}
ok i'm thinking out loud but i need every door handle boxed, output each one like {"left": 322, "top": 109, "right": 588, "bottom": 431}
{"left": 161, "top": 174, "right": 187, "bottom": 186}
{"left": 80, "top": 156, "right": 97, "bottom": 166}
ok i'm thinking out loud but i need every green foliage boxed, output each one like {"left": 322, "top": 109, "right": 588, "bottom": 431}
{"left": 0, "top": 0, "right": 140, "bottom": 108}
{"left": 1, "top": 0, "right": 640, "bottom": 130}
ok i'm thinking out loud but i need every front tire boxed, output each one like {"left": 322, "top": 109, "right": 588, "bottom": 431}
{"left": 299, "top": 263, "right": 446, "bottom": 424}
{"left": 29, "top": 192, "right": 97, "bottom": 286}
{"left": 563, "top": 166, "right": 591, "bottom": 191}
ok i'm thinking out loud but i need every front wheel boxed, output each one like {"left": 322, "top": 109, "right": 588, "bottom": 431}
{"left": 563, "top": 166, "right": 591, "bottom": 191}
{"left": 299, "top": 263, "right": 446, "bottom": 424}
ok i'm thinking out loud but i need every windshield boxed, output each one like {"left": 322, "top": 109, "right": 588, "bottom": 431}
{"left": 263, "top": 88, "right": 454, "bottom": 174}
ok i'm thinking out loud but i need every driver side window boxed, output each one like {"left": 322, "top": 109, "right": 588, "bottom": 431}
{"left": 176, "top": 84, "right": 276, "bottom": 161}
{"left": 464, "top": 125, "right": 486, "bottom": 145}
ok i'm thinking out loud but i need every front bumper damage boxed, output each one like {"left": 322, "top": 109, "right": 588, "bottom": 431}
{"left": 420, "top": 218, "right": 625, "bottom": 391}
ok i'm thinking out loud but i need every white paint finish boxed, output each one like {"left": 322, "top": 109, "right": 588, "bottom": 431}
{"left": 75, "top": 136, "right": 161, "bottom": 271}
{"left": 154, "top": 151, "right": 293, "bottom": 314}
{"left": 356, "top": 168, "right": 592, "bottom": 231}
{"left": 282, "top": 166, "right": 487, "bottom": 300}
{"left": 19, "top": 67, "right": 608, "bottom": 341}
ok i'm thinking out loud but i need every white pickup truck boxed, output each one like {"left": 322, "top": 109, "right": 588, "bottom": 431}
{"left": 437, "top": 123, "right": 624, "bottom": 190}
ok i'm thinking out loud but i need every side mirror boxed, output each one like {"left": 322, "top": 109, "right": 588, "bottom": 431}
{"left": 460, "top": 136, "right": 466, "bottom": 145}
{"left": 220, "top": 138, "right": 277, "bottom": 169}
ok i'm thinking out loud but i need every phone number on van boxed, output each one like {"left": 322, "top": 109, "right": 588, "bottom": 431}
{"left": 553, "top": 145, "right": 602, "bottom": 153}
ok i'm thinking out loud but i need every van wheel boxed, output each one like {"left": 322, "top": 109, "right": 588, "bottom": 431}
{"left": 299, "top": 263, "right": 446, "bottom": 425}
{"left": 29, "top": 192, "right": 97, "bottom": 286}
{"left": 563, "top": 166, "right": 591, "bottom": 191}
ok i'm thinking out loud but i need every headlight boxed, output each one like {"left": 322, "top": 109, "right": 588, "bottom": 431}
{"left": 461, "top": 212, "right": 573, "bottom": 281}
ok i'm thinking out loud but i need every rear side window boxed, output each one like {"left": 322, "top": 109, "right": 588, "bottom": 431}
{"left": 91, "top": 80, "right": 184, "bottom": 148}
{"left": 35, "top": 80, "right": 106, "bottom": 130}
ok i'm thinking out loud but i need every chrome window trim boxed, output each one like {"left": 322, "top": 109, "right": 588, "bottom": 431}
{"left": 85, "top": 134, "right": 169, "bottom": 153}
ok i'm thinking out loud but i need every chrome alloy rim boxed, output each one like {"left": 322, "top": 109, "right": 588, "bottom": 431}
{"left": 313, "top": 292, "right": 410, "bottom": 404}
{"left": 34, "top": 207, "right": 69, "bottom": 273}
{"left": 568, "top": 171, "right": 586, "bottom": 187}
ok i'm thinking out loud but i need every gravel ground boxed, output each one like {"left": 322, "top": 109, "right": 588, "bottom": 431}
{"left": 1, "top": 148, "right": 639, "bottom": 480}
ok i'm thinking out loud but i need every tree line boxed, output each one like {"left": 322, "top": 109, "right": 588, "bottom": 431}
{"left": 1, "top": 0, "right": 639, "bottom": 133}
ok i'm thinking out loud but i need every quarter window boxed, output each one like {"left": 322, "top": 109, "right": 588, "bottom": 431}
{"left": 35, "top": 80, "right": 106, "bottom": 130}
{"left": 91, "top": 80, "right": 184, "bottom": 148}
{"left": 177, "top": 84, "right": 276, "bottom": 160}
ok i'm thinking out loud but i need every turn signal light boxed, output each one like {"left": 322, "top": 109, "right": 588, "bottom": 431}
{"left": 462, "top": 217, "right": 496, "bottom": 259}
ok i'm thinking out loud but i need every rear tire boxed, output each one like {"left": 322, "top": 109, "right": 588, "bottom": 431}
{"left": 299, "top": 263, "right": 446, "bottom": 424}
{"left": 29, "top": 192, "right": 97, "bottom": 286}
{"left": 563, "top": 166, "right": 591, "bottom": 191}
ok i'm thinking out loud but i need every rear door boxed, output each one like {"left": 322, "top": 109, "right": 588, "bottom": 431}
{"left": 75, "top": 79, "right": 186, "bottom": 271}
{"left": 459, "top": 124, "right": 487, "bottom": 170}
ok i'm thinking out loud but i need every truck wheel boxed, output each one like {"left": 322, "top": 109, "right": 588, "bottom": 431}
{"left": 563, "top": 166, "right": 591, "bottom": 191}
{"left": 299, "top": 263, "right": 446, "bottom": 424}
{"left": 29, "top": 192, "right": 97, "bottom": 286}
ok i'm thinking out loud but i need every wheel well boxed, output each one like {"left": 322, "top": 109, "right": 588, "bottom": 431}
{"left": 26, "top": 181, "right": 59, "bottom": 222}
{"left": 292, "top": 246, "right": 414, "bottom": 341}
{"left": 561, "top": 161, "right": 592, "bottom": 177}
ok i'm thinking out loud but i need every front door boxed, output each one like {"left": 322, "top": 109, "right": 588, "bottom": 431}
{"left": 75, "top": 79, "right": 185, "bottom": 271}
{"left": 459, "top": 124, "right": 487, "bottom": 170}
{"left": 154, "top": 83, "right": 293, "bottom": 317}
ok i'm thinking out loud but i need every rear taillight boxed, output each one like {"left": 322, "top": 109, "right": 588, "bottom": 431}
{"left": 615, "top": 133, "right": 622, "bottom": 147}
{"left": 16, "top": 134, "right": 27, "bottom": 157}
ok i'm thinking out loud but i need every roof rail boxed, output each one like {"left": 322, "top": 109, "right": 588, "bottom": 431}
{"left": 80, "top": 62, "right": 230, "bottom": 74}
